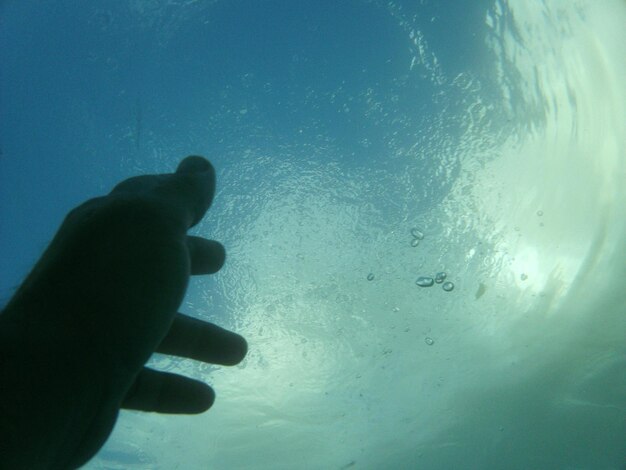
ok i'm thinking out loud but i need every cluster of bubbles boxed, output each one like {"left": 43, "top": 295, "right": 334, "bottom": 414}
{"left": 365, "top": 227, "right": 457, "bottom": 348}
{"left": 411, "top": 227, "right": 455, "bottom": 292}
{"left": 416, "top": 273, "right": 454, "bottom": 292}
{"left": 366, "top": 227, "right": 456, "bottom": 292}
{"left": 411, "top": 227, "right": 454, "bottom": 347}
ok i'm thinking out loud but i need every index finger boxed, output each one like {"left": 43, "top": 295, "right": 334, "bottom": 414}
{"left": 157, "top": 156, "right": 216, "bottom": 228}
{"left": 110, "top": 155, "right": 216, "bottom": 229}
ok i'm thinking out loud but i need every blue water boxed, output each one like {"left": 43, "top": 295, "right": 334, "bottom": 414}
{"left": 1, "top": 1, "right": 625, "bottom": 469}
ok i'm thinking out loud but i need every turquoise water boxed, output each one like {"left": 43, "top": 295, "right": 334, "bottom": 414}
{"left": 1, "top": 1, "right": 625, "bottom": 468}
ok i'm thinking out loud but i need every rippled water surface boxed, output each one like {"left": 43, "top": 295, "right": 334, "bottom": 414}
{"left": 1, "top": 1, "right": 624, "bottom": 469}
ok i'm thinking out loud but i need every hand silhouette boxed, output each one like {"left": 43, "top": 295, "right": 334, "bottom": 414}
{"left": 0, "top": 156, "right": 247, "bottom": 469}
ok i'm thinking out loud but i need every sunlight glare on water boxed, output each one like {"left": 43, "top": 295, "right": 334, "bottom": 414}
{"left": 132, "top": 2, "right": 624, "bottom": 468}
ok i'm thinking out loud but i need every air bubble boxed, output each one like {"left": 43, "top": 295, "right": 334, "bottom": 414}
{"left": 411, "top": 228, "right": 424, "bottom": 240}
{"left": 367, "top": 273, "right": 375, "bottom": 281}
{"left": 442, "top": 281, "right": 455, "bottom": 292}
{"left": 416, "top": 276, "right": 434, "bottom": 287}
{"left": 537, "top": 210, "right": 543, "bottom": 216}
{"left": 435, "top": 272, "right": 447, "bottom": 283}
{"left": 425, "top": 337, "right": 435, "bottom": 346}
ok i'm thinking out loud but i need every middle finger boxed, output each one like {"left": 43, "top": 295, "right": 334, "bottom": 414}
{"left": 157, "top": 313, "right": 248, "bottom": 366}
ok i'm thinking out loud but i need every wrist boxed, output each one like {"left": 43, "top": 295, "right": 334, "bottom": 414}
{"left": 0, "top": 304, "right": 132, "bottom": 469}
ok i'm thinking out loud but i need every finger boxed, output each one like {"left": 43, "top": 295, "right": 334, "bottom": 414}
{"left": 122, "top": 368, "right": 214, "bottom": 414}
{"left": 156, "top": 155, "right": 215, "bottom": 228}
{"left": 110, "top": 156, "right": 216, "bottom": 229}
{"left": 157, "top": 313, "right": 248, "bottom": 366}
{"left": 187, "top": 236, "right": 226, "bottom": 275}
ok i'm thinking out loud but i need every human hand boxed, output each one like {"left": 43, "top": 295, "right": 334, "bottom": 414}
{"left": 0, "top": 156, "right": 247, "bottom": 469}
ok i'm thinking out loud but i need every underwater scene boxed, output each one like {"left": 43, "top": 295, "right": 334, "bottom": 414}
{"left": 0, "top": 0, "right": 624, "bottom": 468}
